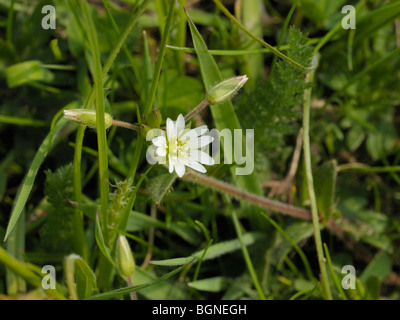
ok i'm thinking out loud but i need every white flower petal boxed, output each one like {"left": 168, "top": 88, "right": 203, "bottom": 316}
{"left": 185, "top": 160, "right": 207, "bottom": 173}
{"left": 189, "top": 135, "right": 214, "bottom": 149}
{"left": 175, "top": 162, "right": 186, "bottom": 177}
{"left": 190, "top": 150, "right": 215, "bottom": 166}
{"left": 166, "top": 118, "right": 175, "bottom": 139}
{"left": 156, "top": 147, "right": 167, "bottom": 157}
{"left": 168, "top": 155, "right": 175, "bottom": 173}
{"left": 181, "top": 125, "right": 208, "bottom": 140}
{"left": 152, "top": 136, "right": 167, "bottom": 147}
{"left": 176, "top": 114, "right": 185, "bottom": 136}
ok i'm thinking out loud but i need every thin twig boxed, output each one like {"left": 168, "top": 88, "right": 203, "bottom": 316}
{"left": 140, "top": 203, "right": 156, "bottom": 269}
{"left": 112, "top": 119, "right": 140, "bottom": 131}
{"left": 263, "top": 128, "right": 303, "bottom": 198}
{"left": 127, "top": 276, "right": 137, "bottom": 300}
{"left": 184, "top": 99, "right": 210, "bottom": 122}
{"left": 302, "top": 54, "right": 332, "bottom": 300}
{"left": 183, "top": 170, "right": 311, "bottom": 220}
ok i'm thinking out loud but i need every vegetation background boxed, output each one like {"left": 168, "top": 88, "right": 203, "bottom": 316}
{"left": 0, "top": 0, "right": 400, "bottom": 300}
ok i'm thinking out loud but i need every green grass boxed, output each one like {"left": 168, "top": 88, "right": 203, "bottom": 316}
{"left": 1, "top": 0, "right": 400, "bottom": 301}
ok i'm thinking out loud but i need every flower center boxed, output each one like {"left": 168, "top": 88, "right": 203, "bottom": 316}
{"left": 168, "top": 137, "right": 190, "bottom": 158}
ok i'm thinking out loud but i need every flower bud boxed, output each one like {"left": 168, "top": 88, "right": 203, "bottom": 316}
{"left": 139, "top": 124, "right": 152, "bottom": 139}
{"left": 143, "top": 109, "right": 162, "bottom": 128}
{"left": 63, "top": 109, "right": 113, "bottom": 129}
{"left": 117, "top": 235, "right": 135, "bottom": 277}
{"left": 205, "top": 75, "right": 248, "bottom": 104}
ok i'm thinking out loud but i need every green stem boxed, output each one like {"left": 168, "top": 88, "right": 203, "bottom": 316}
{"left": 229, "top": 204, "right": 266, "bottom": 300}
{"left": 302, "top": 54, "right": 332, "bottom": 300}
{"left": 323, "top": 244, "right": 348, "bottom": 300}
{"left": 143, "top": 0, "right": 175, "bottom": 116}
{"left": 212, "top": 0, "right": 309, "bottom": 71}
{"left": 270, "top": 0, "right": 299, "bottom": 75}
{"left": 337, "top": 163, "right": 400, "bottom": 173}
{"left": 6, "top": 209, "right": 26, "bottom": 295}
{"left": 80, "top": 0, "right": 109, "bottom": 236}
{"left": 184, "top": 99, "right": 209, "bottom": 121}
{"left": 128, "top": 0, "right": 176, "bottom": 180}
{"left": 260, "top": 212, "right": 315, "bottom": 283}
{"left": 73, "top": 127, "right": 89, "bottom": 261}
{"left": 112, "top": 119, "right": 140, "bottom": 131}
{"left": 84, "top": 0, "right": 152, "bottom": 113}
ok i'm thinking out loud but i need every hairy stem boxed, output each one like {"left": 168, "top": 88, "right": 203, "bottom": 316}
{"left": 302, "top": 54, "right": 332, "bottom": 300}
{"left": 183, "top": 170, "right": 311, "bottom": 220}
{"left": 112, "top": 119, "right": 140, "bottom": 131}
{"left": 184, "top": 99, "right": 210, "bottom": 122}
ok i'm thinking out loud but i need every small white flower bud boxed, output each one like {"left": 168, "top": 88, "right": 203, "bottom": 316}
{"left": 63, "top": 109, "right": 113, "bottom": 129}
{"left": 117, "top": 235, "right": 135, "bottom": 277}
{"left": 206, "top": 75, "right": 248, "bottom": 104}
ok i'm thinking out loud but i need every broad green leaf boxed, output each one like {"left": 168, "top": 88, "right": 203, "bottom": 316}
{"left": 186, "top": 9, "right": 264, "bottom": 229}
{"left": 4, "top": 60, "right": 54, "bottom": 88}
{"left": 361, "top": 234, "right": 392, "bottom": 252}
{"left": 161, "top": 75, "right": 204, "bottom": 114}
{"left": 262, "top": 212, "right": 315, "bottom": 282}
{"left": 188, "top": 276, "right": 231, "bottom": 292}
{"left": 149, "top": 256, "right": 195, "bottom": 267}
{"left": 147, "top": 172, "right": 177, "bottom": 205}
{"left": 294, "top": 278, "right": 316, "bottom": 292}
{"left": 366, "top": 116, "right": 396, "bottom": 161}
{"left": 0, "top": 247, "right": 66, "bottom": 300}
{"left": 75, "top": 259, "right": 98, "bottom": 299}
{"left": 353, "top": 2, "right": 400, "bottom": 45}
{"left": 127, "top": 210, "right": 165, "bottom": 231}
{"left": 363, "top": 276, "right": 381, "bottom": 300}
{"left": 4, "top": 117, "right": 68, "bottom": 242}
{"left": 241, "top": 0, "right": 263, "bottom": 86}
{"left": 149, "top": 232, "right": 266, "bottom": 266}
{"left": 346, "top": 124, "right": 366, "bottom": 152}
{"left": 297, "top": 0, "right": 326, "bottom": 24}
{"left": 314, "top": 160, "right": 337, "bottom": 222}
{"left": 65, "top": 254, "right": 98, "bottom": 300}
{"left": 360, "top": 251, "right": 391, "bottom": 284}
{"left": 271, "top": 221, "right": 314, "bottom": 267}
{"left": 126, "top": 210, "right": 201, "bottom": 245}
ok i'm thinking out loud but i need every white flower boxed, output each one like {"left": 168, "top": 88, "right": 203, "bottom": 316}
{"left": 151, "top": 114, "right": 215, "bottom": 177}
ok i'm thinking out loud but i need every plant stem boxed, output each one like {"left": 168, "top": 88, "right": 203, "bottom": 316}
{"left": 230, "top": 205, "right": 266, "bottom": 300}
{"left": 184, "top": 99, "right": 209, "bottom": 122}
{"left": 112, "top": 119, "right": 140, "bottom": 131}
{"left": 261, "top": 212, "right": 316, "bottom": 282}
{"left": 183, "top": 170, "right": 311, "bottom": 220}
{"left": 337, "top": 163, "right": 400, "bottom": 173}
{"left": 84, "top": 0, "right": 152, "bottom": 114}
{"left": 73, "top": 126, "right": 89, "bottom": 261}
{"left": 212, "top": 0, "right": 309, "bottom": 71}
{"left": 81, "top": 0, "right": 109, "bottom": 236}
{"left": 127, "top": 0, "right": 176, "bottom": 181}
{"left": 302, "top": 54, "right": 332, "bottom": 300}
{"left": 127, "top": 276, "right": 137, "bottom": 300}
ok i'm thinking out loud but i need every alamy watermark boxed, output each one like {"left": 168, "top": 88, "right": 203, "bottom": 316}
{"left": 341, "top": 265, "right": 356, "bottom": 290}
{"left": 342, "top": 5, "right": 356, "bottom": 30}
{"left": 41, "top": 5, "right": 56, "bottom": 30}
{"left": 41, "top": 265, "right": 56, "bottom": 289}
